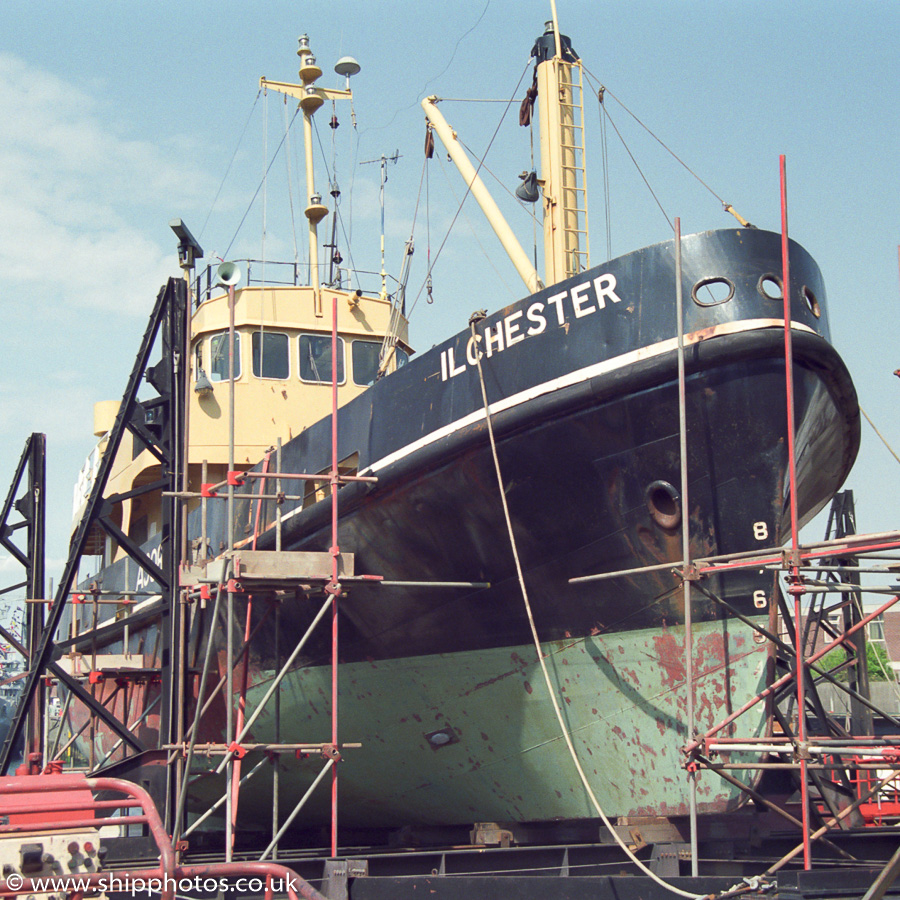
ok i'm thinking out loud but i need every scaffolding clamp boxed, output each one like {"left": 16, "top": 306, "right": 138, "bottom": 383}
{"left": 226, "top": 578, "right": 244, "bottom": 594}
{"left": 88, "top": 671, "right": 104, "bottom": 685}
{"left": 321, "top": 743, "right": 342, "bottom": 762}
{"left": 227, "top": 470, "right": 246, "bottom": 486}
{"left": 793, "top": 741, "right": 813, "bottom": 762}
{"left": 200, "top": 483, "right": 218, "bottom": 498}
{"left": 227, "top": 741, "right": 247, "bottom": 759}
{"left": 678, "top": 562, "right": 702, "bottom": 582}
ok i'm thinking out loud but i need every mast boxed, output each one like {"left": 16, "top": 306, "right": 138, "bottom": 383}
{"left": 532, "top": 20, "right": 590, "bottom": 284}
{"left": 261, "top": 36, "right": 356, "bottom": 317}
{"left": 423, "top": 17, "right": 588, "bottom": 294}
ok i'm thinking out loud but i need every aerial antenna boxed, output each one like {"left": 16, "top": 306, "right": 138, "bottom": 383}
{"left": 335, "top": 56, "right": 361, "bottom": 128}
{"left": 361, "top": 151, "right": 401, "bottom": 300}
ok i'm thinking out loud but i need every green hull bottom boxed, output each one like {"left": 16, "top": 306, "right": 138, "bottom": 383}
{"left": 205, "top": 619, "right": 767, "bottom": 830}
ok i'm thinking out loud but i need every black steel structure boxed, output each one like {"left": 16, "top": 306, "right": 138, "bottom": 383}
{"left": 0, "top": 278, "right": 187, "bottom": 813}
{"left": 0, "top": 432, "right": 46, "bottom": 764}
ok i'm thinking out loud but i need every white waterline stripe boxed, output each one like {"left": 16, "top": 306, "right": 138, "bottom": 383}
{"left": 278, "top": 319, "right": 815, "bottom": 526}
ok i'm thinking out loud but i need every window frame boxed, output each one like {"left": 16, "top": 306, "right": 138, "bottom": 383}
{"left": 209, "top": 330, "right": 241, "bottom": 382}
{"left": 251, "top": 329, "right": 291, "bottom": 381}
{"left": 351, "top": 339, "right": 383, "bottom": 387}
{"left": 299, "top": 333, "right": 346, "bottom": 385}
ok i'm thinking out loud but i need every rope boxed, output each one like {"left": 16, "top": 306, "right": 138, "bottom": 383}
{"left": 468, "top": 312, "right": 702, "bottom": 899}
{"left": 861, "top": 406, "right": 900, "bottom": 467}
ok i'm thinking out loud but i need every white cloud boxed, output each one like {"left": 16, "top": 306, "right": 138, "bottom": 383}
{"left": 0, "top": 54, "right": 218, "bottom": 314}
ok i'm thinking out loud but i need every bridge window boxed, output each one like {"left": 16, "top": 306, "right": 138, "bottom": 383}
{"left": 210, "top": 331, "right": 241, "bottom": 382}
{"left": 352, "top": 340, "right": 381, "bottom": 386}
{"left": 252, "top": 331, "right": 289, "bottom": 379}
{"left": 300, "top": 334, "right": 345, "bottom": 384}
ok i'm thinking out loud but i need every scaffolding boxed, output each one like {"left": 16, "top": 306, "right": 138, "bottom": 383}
{"left": 2, "top": 147, "right": 900, "bottom": 900}
{"left": 567, "top": 160, "right": 900, "bottom": 882}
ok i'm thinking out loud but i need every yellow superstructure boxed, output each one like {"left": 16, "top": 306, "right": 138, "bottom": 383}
{"left": 79, "top": 282, "right": 410, "bottom": 565}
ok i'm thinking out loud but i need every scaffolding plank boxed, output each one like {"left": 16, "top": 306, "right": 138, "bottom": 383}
{"left": 231, "top": 549, "right": 354, "bottom": 581}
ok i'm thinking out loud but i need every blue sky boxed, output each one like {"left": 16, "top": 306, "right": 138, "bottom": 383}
{"left": 1, "top": 0, "right": 898, "bottom": 595}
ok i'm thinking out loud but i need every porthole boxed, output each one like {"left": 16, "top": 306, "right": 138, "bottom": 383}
{"left": 758, "top": 275, "right": 783, "bottom": 302}
{"left": 803, "top": 286, "right": 821, "bottom": 318}
{"left": 645, "top": 480, "right": 681, "bottom": 530}
{"left": 692, "top": 277, "right": 734, "bottom": 307}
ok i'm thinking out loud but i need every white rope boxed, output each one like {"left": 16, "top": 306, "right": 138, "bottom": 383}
{"left": 469, "top": 314, "right": 702, "bottom": 899}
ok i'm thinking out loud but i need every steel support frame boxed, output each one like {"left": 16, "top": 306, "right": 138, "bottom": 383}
{"left": 0, "top": 279, "right": 187, "bottom": 796}
{"left": 689, "top": 163, "right": 900, "bottom": 872}
{"left": 0, "top": 433, "right": 45, "bottom": 764}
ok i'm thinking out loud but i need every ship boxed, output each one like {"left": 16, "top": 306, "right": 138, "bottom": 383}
{"left": 47, "top": 15, "right": 859, "bottom": 839}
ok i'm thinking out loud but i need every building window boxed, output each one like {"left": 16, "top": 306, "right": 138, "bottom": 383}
{"left": 869, "top": 615, "right": 886, "bottom": 643}
{"left": 252, "top": 331, "right": 289, "bottom": 379}
{"left": 352, "top": 340, "right": 381, "bottom": 386}
{"left": 210, "top": 331, "right": 241, "bottom": 382}
{"left": 300, "top": 334, "right": 345, "bottom": 384}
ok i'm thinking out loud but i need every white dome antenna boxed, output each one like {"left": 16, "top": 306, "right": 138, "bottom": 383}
{"left": 334, "top": 56, "right": 361, "bottom": 90}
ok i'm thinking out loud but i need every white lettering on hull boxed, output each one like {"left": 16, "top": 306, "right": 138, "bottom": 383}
{"left": 440, "top": 273, "right": 623, "bottom": 381}
{"left": 136, "top": 545, "right": 163, "bottom": 591}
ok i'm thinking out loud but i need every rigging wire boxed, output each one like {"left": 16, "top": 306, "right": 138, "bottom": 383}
{"left": 599, "top": 89, "right": 612, "bottom": 261}
{"left": 377, "top": 154, "right": 430, "bottom": 373}
{"left": 527, "top": 99, "right": 540, "bottom": 274}
{"left": 433, "top": 150, "right": 517, "bottom": 298}
{"left": 406, "top": 58, "right": 532, "bottom": 321}
{"left": 415, "top": 0, "right": 491, "bottom": 101}
{"left": 258, "top": 88, "right": 269, "bottom": 374}
{"left": 348, "top": 99, "right": 360, "bottom": 250}
{"left": 326, "top": 96, "right": 343, "bottom": 287}
{"left": 282, "top": 97, "right": 300, "bottom": 271}
{"left": 198, "top": 90, "right": 262, "bottom": 241}
{"left": 223, "top": 105, "right": 300, "bottom": 260}
{"left": 596, "top": 95, "right": 674, "bottom": 233}
{"left": 459, "top": 137, "right": 541, "bottom": 229}
{"left": 313, "top": 117, "right": 362, "bottom": 292}
{"left": 359, "top": 0, "right": 494, "bottom": 138}
{"left": 583, "top": 68, "right": 751, "bottom": 227}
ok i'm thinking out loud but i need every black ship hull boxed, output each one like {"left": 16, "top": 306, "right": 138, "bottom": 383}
{"left": 72, "top": 228, "right": 859, "bottom": 828}
{"left": 216, "top": 228, "right": 857, "bottom": 662}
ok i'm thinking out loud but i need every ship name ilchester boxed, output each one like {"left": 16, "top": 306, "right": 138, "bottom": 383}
{"left": 440, "top": 274, "right": 622, "bottom": 381}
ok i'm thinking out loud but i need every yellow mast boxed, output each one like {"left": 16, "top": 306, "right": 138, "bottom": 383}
{"left": 534, "top": 19, "right": 590, "bottom": 285}
{"left": 260, "top": 35, "right": 354, "bottom": 316}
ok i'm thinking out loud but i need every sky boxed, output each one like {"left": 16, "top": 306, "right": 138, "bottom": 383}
{"left": 1, "top": 0, "right": 899, "bottom": 606}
